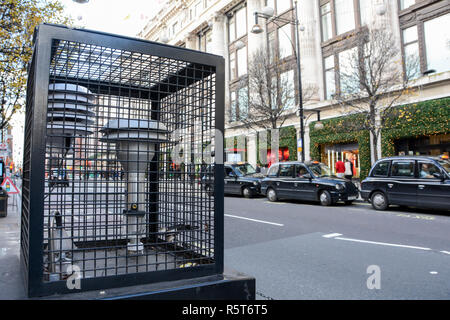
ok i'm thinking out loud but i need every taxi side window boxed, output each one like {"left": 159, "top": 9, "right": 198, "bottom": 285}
{"left": 267, "top": 165, "right": 279, "bottom": 177}
{"left": 279, "top": 164, "right": 293, "bottom": 177}
{"left": 390, "top": 161, "right": 415, "bottom": 177}
{"left": 295, "top": 164, "right": 309, "bottom": 178}
{"left": 372, "top": 161, "right": 390, "bottom": 177}
{"left": 418, "top": 162, "right": 440, "bottom": 179}
{"left": 225, "top": 167, "right": 234, "bottom": 176}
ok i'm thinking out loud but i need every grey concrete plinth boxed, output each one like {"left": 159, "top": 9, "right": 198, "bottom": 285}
{"left": 39, "top": 269, "right": 255, "bottom": 300}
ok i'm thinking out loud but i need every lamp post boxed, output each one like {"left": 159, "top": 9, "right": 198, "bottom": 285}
{"left": 251, "top": 0, "right": 306, "bottom": 161}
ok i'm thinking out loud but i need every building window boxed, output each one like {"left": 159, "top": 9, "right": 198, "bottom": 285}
{"left": 237, "top": 46, "right": 247, "bottom": 77}
{"left": 278, "top": 24, "right": 293, "bottom": 59}
{"left": 228, "top": 6, "right": 247, "bottom": 42}
{"left": 230, "top": 52, "right": 236, "bottom": 81}
{"left": 238, "top": 87, "right": 248, "bottom": 120}
{"left": 338, "top": 47, "right": 358, "bottom": 93}
{"left": 281, "top": 70, "right": 295, "bottom": 109}
{"left": 194, "top": 1, "right": 201, "bottom": 16}
{"left": 335, "top": 0, "right": 355, "bottom": 35}
{"left": 424, "top": 13, "right": 450, "bottom": 74}
{"left": 324, "top": 55, "right": 335, "bottom": 100}
{"left": 229, "top": 15, "right": 236, "bottom": 42}
{"left": 268, "top": 31, "right": 276, "bottom": 64}
{"left": 198, "top": 29, "right": 212, "bottom": 52}
{"left": 172, "top": 22, "right": 178, "bottom": 36}
{"left": 359, "top": 0, "right": 371, "bottom": 26}
{"left": 402, "top": 26, "right": 420, "bottom": 78}
{"left": 230, "top": 91, "right": 237, "bottom": 122}
{"left": 205, "top": 29, "right": 213, "bottom": 53}
{"left": 320, "top": 0, "right": 369, "bottom": 43}
{"left": 235, "top": 7, "right": 247, "bottom": 39}
{"left": 320, "top": 3, "right": 333, "bottom": 42}
{"left": 399, "top": 0, "right": 416, "bottom": 10}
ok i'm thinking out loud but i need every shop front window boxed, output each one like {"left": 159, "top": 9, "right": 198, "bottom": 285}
{"left": 320, "top": 143, "right": 360, "bottom": 178}
{"left": 395, "top": 133, "right": 450, "bottom": 156}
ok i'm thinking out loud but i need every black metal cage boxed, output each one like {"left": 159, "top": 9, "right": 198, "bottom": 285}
{"left": 21, "top": 24, "right": 224, "bottom": 297}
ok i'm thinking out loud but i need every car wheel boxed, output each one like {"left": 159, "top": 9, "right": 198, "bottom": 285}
{"left": 319, "top": 190, "right": 333, "bottom": 206}
{"left": 242, "top": 186, "right": 253, "bottom": 198}
{"left": 344, "top": 200, "right": 354, "bottom": 205}
{"left": 267, "top": 188, "right": 278, "bottom": 202}
{"left": 371, "top": 191, "right": 388, "bottom": 211}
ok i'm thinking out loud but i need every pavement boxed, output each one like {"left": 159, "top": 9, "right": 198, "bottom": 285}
{"left": 0, "top": 193, "right": 23, "bottom": 299}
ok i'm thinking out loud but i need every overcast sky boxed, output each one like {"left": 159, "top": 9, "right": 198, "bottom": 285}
{"left": 58, "top": 0, "right": 165, "bottom": 37}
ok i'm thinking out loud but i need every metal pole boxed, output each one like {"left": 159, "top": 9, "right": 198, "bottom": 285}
{"left": 294, "top": 0, "right": 305, "bottom": 162}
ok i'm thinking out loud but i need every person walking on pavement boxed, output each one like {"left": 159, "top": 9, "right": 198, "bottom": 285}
{"left": 344, "top": 158, "right": 354, "bottom": 180}
{"left": 335, "top": 157, "right": 345, "bottom": 178}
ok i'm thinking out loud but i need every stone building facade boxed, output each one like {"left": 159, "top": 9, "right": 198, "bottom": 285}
{"left": 138, "top": 0, "right": 450, "bottom": 179}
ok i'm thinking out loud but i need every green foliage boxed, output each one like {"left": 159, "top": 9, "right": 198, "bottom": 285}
{"left": 310, "top": 114, "right": 371, "bottom": 180}
{"left": 0, "top": 0, "right": 71, "bottom": 130}
{"left": 381, "top": 98, "right": 450, "bottom": 156}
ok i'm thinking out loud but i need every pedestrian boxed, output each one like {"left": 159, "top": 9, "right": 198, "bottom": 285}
{"left": 344, "top": 158, "right": 354, "bottom": 180}
{"left": 335, "top": 157, "right": 345, "bottom": 178}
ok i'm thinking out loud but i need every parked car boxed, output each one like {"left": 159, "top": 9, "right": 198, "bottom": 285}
{"left": 201, "top": 163, "right": 264, "bottom": 198}
{"left": 260, "top": 161, "right": 359, "bottom": 206}
{"left": 360, "top": 155, "right": 450, "bottom": 211}
{"left": 48, "top": 168, "right": 69, "bottom": 187}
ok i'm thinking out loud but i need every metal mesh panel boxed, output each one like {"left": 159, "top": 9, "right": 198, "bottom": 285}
{"left": 21, "top": 25, "right": 223, "bottom": 296}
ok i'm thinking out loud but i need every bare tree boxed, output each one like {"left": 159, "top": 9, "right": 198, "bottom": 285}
{"left": 333, "top": 28, "right": 420, "bottom": 162}
{"left": 228, "top": 48, "right": 316, "bottom": 132}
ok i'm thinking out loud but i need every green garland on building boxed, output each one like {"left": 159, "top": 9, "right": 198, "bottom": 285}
{"left": 309, "top": 113, "right": 371, "bottom": 180}
{"left": 381, "top": 98, "right": 450, "bottom": 157}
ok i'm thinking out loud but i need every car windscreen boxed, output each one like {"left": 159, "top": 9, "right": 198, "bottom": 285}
{"left": 438, "top": 160, "right": 450, "bottom": 175}
{"left": 234, "top": 164, "right": 257, "bottom": 176}
{"left": 307, "top": 163, "right": 333, "bottom": 178}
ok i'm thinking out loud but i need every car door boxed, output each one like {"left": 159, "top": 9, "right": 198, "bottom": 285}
{"left": 293, "top": 164, "right": 315, "bottom": 201}
{"left": 416, "top": 161, "right": 450, "bottom": 209}
{"left": 276, "top": 164, "right": 295, "bottom": 199}
{"left": 387, "top": 160, "right": 418, "bottom": 206}
{"left": 224, "top": 166, "right": 238, "bottom": 194}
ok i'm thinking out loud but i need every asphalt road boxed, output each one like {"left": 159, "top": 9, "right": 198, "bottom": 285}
{"left": 223, "top": 196, "right": 450, "bottom": 300}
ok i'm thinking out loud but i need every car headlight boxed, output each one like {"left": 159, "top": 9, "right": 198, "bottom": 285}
{"left": 253, "top": 181, "right": 259, "bottom": 186}
{"left": 335, "top": 183, "right": 345, "bottom": 191}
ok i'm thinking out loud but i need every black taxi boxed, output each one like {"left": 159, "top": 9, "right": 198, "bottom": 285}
{"left": 360, "top": 156, "right": 450, "bottom": 211}
{"left": 260, "top": 161, "right": 359, "bottom": 206}
{"left": 201, "top": 163, "right": 264, "bottom": 198}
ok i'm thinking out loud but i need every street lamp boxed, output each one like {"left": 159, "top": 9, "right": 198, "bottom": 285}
{"left": 423, "top": 69, "right": 436, "bottom": 76}
{"left": 313, "top": 111, "right": 324, "bottom": 130}
{"left": 376, "top": 2, "right": 387, "bottom": 16}
{"left": 251, "top": 0, "right": 306, "bottom": 162}
{"left": 235, "top": 40, "right": 246, "bottom": 50}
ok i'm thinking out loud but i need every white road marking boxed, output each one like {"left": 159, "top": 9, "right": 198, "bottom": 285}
{"left": 440, "top": 251, "right": 450, "bottom": 255}
{"left": 322, "top": 233, "right": 343, "bottom": 238}
{"left": 224, "top": 214, "right": 284, "bottom": 227}
{"left": 430, "top": 271, "right": 438, "bottom": 275}
{"left": 334, "top": 236, "right": 432, "bottom": 251}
